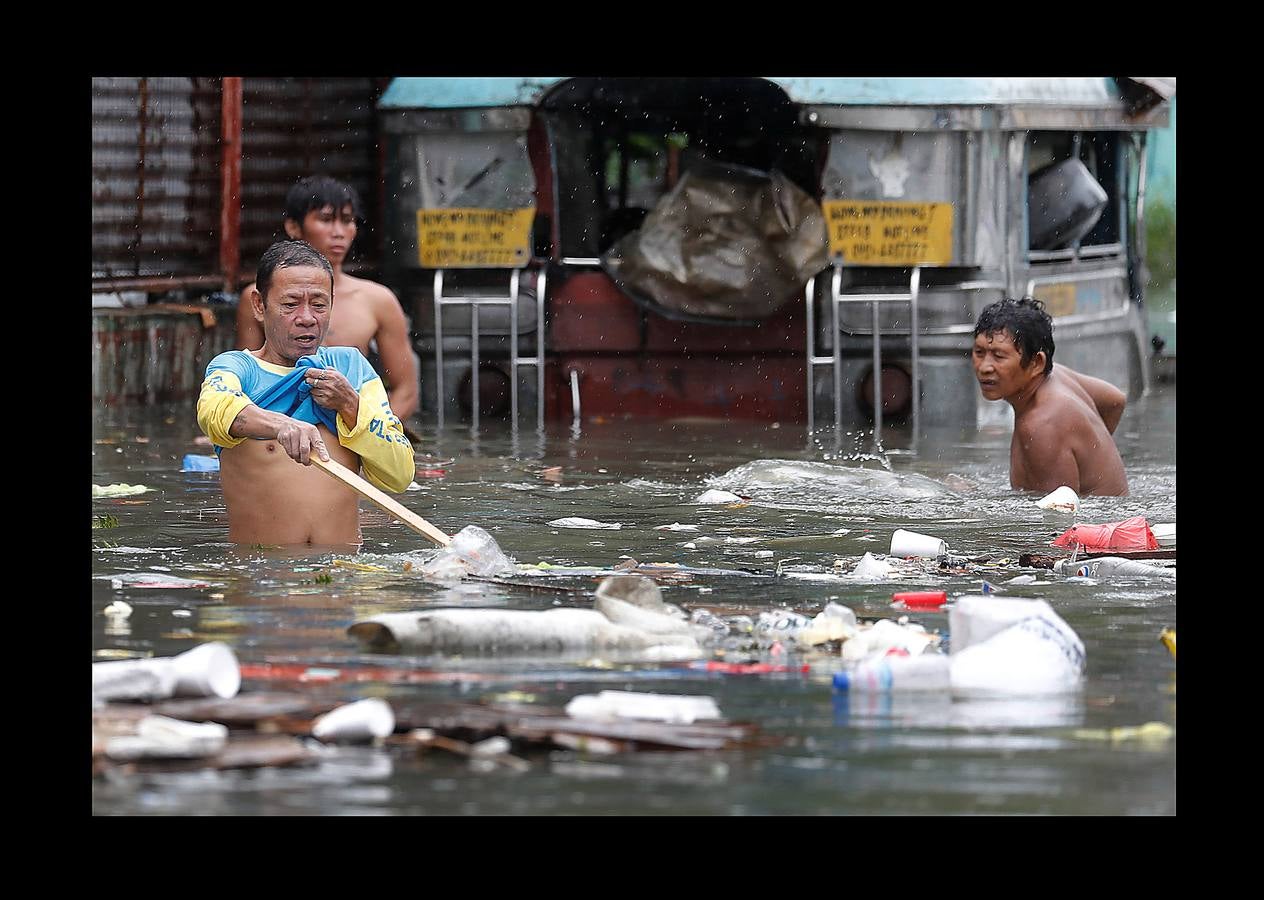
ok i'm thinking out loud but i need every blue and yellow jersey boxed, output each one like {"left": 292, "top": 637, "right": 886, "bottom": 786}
{"left": 197, "top": 346, "right": 414, "bottom": 493}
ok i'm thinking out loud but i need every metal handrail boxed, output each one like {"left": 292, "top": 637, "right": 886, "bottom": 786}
{"left": 807, "top": 265, "right": 922, "bottom": 446}
{"left": 433, "top": 268, "right": 545, "bottom": 430}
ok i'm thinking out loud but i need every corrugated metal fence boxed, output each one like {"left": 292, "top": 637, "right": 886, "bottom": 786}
{"left": 91, "top": 77, "right": 384, "bottom": 288}
{"left": 239, "top": 78, "right": 383, "bottom": 275}
{"left": 92, "top": 77, "right": 223, "bottom": 279}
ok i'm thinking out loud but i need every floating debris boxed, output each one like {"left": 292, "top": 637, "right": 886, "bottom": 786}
{"left": 93, "top": 483, "right": 151, "bottom": 498}
{"left": 547, "top": 517, "right": 623, "bottom": 529}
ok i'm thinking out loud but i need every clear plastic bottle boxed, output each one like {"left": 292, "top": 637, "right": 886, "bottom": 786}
{"left": 1054, "top": 556, "right": 1174, "bottom": 578}
{"left": 832, "top": 653, "right": 951, "bottom": 692}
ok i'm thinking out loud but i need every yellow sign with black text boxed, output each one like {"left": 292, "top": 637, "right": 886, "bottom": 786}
{"left": 823, "top": 201, "right": 954, "bottom": 266}
{"left": 1034, "top": 282, "right": 1077, "bottom": 317}
{"left": 417, "top": 208, "right": 535, "bottom": 269}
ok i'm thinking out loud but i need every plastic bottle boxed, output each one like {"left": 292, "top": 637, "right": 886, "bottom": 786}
{"left": 832, "top": 653, "right": 951, "bottom": 692}
{"left": 1054, "top": 556, "right": 1174, "bottom": 578}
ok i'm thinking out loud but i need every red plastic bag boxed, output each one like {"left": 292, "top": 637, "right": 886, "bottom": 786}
{"left": 1051, "top": 516, "right": 1158, "bottom": 552}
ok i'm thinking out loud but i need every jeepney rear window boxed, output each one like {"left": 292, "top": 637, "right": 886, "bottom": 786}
{"left": 1027, "top": 131, "right": 1122, "bottom": 255}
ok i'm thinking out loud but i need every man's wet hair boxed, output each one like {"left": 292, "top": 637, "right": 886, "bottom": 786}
{"left": 974, "top": 296, "right": 1055, "bottom": 374}
{"left": 256, "top": 240, "right": 334, "bottom": 304}
{"left": 284, "top": 174, "right": 364, "bottom": 224}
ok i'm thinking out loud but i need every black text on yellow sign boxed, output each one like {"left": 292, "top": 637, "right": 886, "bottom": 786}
{"left": 417, "top": 208, "right": 535, "bottom": 269}
{"left": 822, "top": 201, "right": 954, "bottom": 266}
{"left": 1036, "top": 283, "right": 1077, "bottom": 318}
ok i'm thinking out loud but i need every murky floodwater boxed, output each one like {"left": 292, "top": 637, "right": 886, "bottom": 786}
{"left": 92, "top": 385, "right": 1175, "bottom": 815}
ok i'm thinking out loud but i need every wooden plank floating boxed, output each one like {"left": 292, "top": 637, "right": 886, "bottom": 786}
{"left": 92, "top": 688, "right": 768, "bottom": 778}
{"left": 1021, "top": 549, "right": 1177, "bottom": 568}
{"left": 153, "top": 691, "right": 340, "bottom": 726}
{"left": 93, "top": 734, "right": 315, "bottom": 776}
{"left": 392, "top": 701, "right": 769, "bottom": 752}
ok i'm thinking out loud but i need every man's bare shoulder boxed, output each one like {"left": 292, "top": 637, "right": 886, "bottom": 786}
{"left": 1016, "top": 395, "right": 1081, "bottom": 437}
{"left": 342, "top": 273, "right": 400, "bottom": 304}
{"left": 1017, "top": 387, "right": 1096, "bottom": 443}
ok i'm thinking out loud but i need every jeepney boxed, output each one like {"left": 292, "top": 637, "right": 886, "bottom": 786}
{"left": 377, "top": 77, "right": 1170, "bottom": 438}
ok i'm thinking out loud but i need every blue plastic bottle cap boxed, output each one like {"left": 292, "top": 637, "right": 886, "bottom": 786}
{"left": 832, "top": 672, "right": 851, "bottom": 691}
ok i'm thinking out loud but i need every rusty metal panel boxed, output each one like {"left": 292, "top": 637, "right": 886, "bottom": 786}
{"left": 92, "top": 77, "right": 223, "bottom": 278}
{"left": 238, "top": 78, "right": 384, "bottom": 274}
{"left": 91, "top": 308, "right": 238, "bottom": 405}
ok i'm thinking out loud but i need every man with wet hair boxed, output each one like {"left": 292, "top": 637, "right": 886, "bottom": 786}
{"left": 237, "top": 175, "right": 419, "bottom": 422}
{"left": 201, "top": 240, "right": 414, "bottom": 545}
{"left": 972, "top": 296, "right": 1128, "bottom": 496}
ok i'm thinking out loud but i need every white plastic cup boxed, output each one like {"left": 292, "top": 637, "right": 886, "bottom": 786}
{"left": 890, "top": 529, "right": 947, "bottom": 558}
{"left": 92, "top": 658, "right": 178, "bottom": 702}
{"left": 170, "top": 642, "right": 241, "bottom": 699}
{"left": 1036, "top": 485, "right": 1080, "bottom": 514}
{"left": 311, "top": 698, "right": 395, "bottom": 743}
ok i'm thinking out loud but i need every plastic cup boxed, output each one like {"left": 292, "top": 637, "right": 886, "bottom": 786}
{"left": 890, "top": 529, "right": 947, "bottom": 558}
{"left": 93, "top": 658, "right": 178, "bottom": 702}
{"left": 170, "top": 642, "right": 241, "bottom": 699}
{"left": 311, "top": 698, "right": 395, "bottom": 743}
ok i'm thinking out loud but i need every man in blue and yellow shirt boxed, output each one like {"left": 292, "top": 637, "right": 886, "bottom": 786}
{"left": 197, "top": 240, "right": 414, "bottom": 545}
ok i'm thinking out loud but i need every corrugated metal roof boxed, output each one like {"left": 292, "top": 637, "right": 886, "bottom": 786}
{"left": 379, "top": 77, "right": 566, "bottom": 109}
{"left": 379, "top": 77, "right": 1137, "bottom": 110}
{"left": 770, "top": 77, "right": 1129, "bottom": 106}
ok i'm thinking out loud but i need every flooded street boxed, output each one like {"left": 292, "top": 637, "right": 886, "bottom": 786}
{"left": 91, "top": 385, "right": 1175, "bottom": 815}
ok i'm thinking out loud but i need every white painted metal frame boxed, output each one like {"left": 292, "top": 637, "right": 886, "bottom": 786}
{"left": 433, "top": 268, "right": 546, "bottom": 430}
{"left": 806, "top": 265, "right": 922, "bottom": 444}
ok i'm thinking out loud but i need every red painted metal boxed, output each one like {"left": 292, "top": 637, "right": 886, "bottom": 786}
{"left": 219, "top": 77, "right": 243, "bottom": 292}
{"left": 549, "top": 271, "right": 806, "bottom": 355}
{"left": 546, "top": 355, "right": 806, "bottom": 422}
{"left": 527, "top": 115, "right": 557, "bottom": 257}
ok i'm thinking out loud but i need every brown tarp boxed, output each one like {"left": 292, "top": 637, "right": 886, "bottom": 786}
{"left": 602, "top": 163, "right": 828, "bottom": 323}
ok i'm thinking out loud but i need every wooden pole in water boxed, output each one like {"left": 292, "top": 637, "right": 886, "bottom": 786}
{"left": 309, "top": 456, "right": 451, "bottom": 547}
{"left": 219, "top": 77, "right": 243, "bottom": 294}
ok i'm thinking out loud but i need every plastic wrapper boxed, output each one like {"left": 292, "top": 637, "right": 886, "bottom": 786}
{"left": 421, "top": 524, "right": 516, "bottom": 580}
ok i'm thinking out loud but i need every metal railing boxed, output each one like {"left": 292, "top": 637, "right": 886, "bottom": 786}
{"left": 432, "top": 268, "right": 546, "bottom": 431}
{"left": 806, "top": 265, "right": 922, "bottom": 445}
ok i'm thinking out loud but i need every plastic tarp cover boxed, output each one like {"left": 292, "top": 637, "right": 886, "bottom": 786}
{"left": 1051, "top": 516, "right": 1159, "bottom": 552}
{"left": 601, "top": 162, "right": 828, "bottom": 323}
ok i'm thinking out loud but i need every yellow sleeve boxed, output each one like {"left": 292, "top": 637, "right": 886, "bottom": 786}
{"left": 337, "top": 376, "right": 415, "bottom": 492}
{"left": 197, "top": 370, "right": 253, "bottom": 448}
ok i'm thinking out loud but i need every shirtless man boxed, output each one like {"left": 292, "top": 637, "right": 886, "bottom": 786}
{"left": 972, "top": 296, "right": 1128, "bottom": 496}
{"left": 200, "top": 241, "right": 414, "bottom": 545}
{"left": 237, "top": 175, "right": 419, "bottom": 422}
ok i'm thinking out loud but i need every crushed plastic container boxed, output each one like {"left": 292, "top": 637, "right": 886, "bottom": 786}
{"left": 841, "top": 618, "right": 935, "bottom": 661}
{"left": 420, "top": 524, "right": 517, "bottom": 578}
{"left": 1053, "top": 556, "right": 1175, "bottom": 579}
{"left": 595, "top": 575, "right": 692, "bottom": 636}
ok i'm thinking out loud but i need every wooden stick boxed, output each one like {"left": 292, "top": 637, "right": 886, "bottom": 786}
{"left": 310, "top": 456, "right": 451, "bottom": 546}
